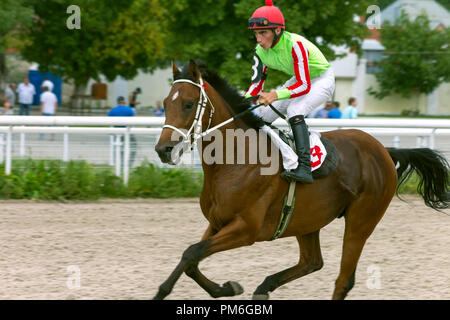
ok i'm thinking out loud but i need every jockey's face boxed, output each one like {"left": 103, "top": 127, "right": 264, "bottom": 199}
{"left": 254, "top": 28, "right": 281, "bottom": 50}
{"left": 254, "top": 29, "right": 274, "bottom": 50}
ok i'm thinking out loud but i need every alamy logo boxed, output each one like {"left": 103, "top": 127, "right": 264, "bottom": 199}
{"left": 66, "top": 265, "right": 81, "bottom": 289}
{"left": 366, "top": 5, "right": 381, "bottom": 30}
{"left": 366, "top": 264, "right": 382, "bottom": 290}
{"left": 66, "top": 5, "right": 81, "bottom": 30}
{"left": 169, "top": 128, "right": 280, "bottom": 175}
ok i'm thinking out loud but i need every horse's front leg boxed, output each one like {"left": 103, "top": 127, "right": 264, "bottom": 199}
{"left": 153, "top": 239, "right": 210, "bottom": 300}
{"left": 153, "top": 216, "right": 257, "bottom": 300}
{"left": 185, "top": 224, "right": 243, "bottom": 298}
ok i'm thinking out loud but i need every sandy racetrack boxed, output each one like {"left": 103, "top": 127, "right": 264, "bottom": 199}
{"left": 0, "top": 196, "right": 448, "bottom": 300}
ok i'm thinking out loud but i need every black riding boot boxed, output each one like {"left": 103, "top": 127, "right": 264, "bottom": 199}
{"left": 280, "top": 115, "right": 314, "bottom": 184}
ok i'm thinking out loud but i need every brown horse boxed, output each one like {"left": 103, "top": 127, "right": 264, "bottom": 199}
{"left": 154, "top": 60, "right": 449, "bottom": 300}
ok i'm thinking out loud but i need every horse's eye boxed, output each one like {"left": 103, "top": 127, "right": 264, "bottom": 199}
{"left": 184, "top": 101, "right": 195, "bottom": 110}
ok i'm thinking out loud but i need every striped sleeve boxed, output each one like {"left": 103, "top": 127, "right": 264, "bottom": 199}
{"left": 245, "top": 54, "right": 267, "bottom": 100}
{"left": 276, "top": 41, "right": 311, "bottom": 100}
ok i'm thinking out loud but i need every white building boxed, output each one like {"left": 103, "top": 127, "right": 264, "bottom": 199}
{"left": 329, "top": 0, "right": 449, "bottom": 115}
{"left": 86, "top": 68, "right": 172, "bottom": 111}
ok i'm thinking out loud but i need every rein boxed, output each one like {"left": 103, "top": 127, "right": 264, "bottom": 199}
{"left": 162, "top": 77, "right": 265, "bottom": 149}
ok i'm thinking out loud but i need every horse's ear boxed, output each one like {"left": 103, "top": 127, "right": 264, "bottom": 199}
{"left": 189, "top": 59, "right": 201, "bottom": 82}
{"left": 172, "top": 61, "right": 181, "bottom": 78}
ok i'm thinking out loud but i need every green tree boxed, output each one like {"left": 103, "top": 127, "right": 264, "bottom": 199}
{"left": 0, "top": 0, "right": 34, "bottom": 88}
{"left": 164, "top": 0, "right": 373, "bottom": 90}
{"left": 19, "top": 0, "right": 168, "bottom": 93}
{"left": 376, "top": 0, "right": 395, "bottom": 10}
{"left": 368, "top": 13, "right": 450, "bottom": 101}
{"left": 436, "top": 0, "right": 450, "bottom": 11}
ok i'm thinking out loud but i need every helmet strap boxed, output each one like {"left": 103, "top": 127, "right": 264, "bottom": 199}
{"left": 271, "top": 28, "right": 283, "bottom": 48}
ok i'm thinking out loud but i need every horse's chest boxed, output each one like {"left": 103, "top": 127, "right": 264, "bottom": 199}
{"left": 200, "top": 195, "right": 236, "bottom": 230}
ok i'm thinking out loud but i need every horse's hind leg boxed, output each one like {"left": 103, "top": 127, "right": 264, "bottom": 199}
{"left": 332, "top": 198, "right": 390, "bottom": 300}
{"left": 252, "top": 231, "right": 323, "bottom": 300}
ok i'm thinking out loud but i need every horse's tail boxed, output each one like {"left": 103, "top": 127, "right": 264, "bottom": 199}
{"left": 387, "top": 148, "right": 449, "bottom": 211}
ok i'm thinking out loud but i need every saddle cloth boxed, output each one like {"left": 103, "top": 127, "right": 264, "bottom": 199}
{"left": 268, "top": 125, "right": 339, "bottom": 179}
{"left": 308, "top": 131, "right": 327, "bottom": 171}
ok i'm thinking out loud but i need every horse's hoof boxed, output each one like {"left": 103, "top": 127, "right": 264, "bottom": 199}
{"left": 153, "top": 286, "right": 170, "bottom": 300}
{"left": 153, "top": 294, "right": 164, "bottom": 300}
{"left": 252, "top": 293, "right": 269, "bottom": 300}
{"left": 223, "top": 281, "right": 244, "bottom": 296}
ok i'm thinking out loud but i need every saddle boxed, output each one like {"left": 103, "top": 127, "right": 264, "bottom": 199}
{"left": 271, "top": 125, "right": 339, "bottom": 179}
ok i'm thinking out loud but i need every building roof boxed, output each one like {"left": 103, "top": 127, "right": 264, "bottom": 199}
{"left": 382, "top": 0, "right": 450, "bottom": 28}
{"left": 362, "top": 39, "right": 385, "bottom": 51}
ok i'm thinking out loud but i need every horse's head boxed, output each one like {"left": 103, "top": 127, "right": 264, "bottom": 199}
{"left": 155, "top": 60, "right": 208, "bottom": 164}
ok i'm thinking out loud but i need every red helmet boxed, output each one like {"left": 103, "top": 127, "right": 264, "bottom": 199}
{"left": 248, "top": 0, "right": 285, "bottom": 30}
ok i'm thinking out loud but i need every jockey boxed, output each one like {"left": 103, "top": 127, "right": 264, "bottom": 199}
{"left": 245, "top": 0, "right": 335, "bottom": 184}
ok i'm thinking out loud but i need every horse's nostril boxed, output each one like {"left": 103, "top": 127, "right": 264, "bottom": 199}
{"left": 155, "top": 144, "right": 166, "bottom": 154}
{"left": 155, "top": 144, "right": 174, "bottom": 155}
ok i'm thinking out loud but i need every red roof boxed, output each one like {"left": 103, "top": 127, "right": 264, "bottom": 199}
{"left": 6, "top": 48, "right": 19, "bottom": 54}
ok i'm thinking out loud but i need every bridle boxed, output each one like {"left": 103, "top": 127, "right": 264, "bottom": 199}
{"left": 162, "top": 76, "right": 267, "bottom": 156}
{"left": 162, "top": 77, "right": 215, "bottom": 151}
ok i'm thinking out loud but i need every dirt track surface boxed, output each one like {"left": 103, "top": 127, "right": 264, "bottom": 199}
{"left": 0, "top": 196, "right": 448, "bottom": 300}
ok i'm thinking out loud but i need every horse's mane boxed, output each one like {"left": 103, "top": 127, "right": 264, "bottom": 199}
{"left": 174, "top": 61, "right": 265, "bottom": 130}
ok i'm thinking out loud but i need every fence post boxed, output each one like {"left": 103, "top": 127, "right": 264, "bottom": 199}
{"left": 5, "top": 126, "right": 12, "bottom": 175}
{"left": 393, "top": 136, "right": 400, "bottom": 148}
{"left": 20, "top": 130, "right": 25, "bottom": 157}
{"left": 123, "top": 127, "right": 130, "bottom": 186}
{"left": 109, "top": 134, "right": 115, "bottom": 166}
{"left": 429, "top": 129, "right": 436, "bottom": 150}
{"left": 63, "top": 127, "right": 69, "bottom": 162}
{"left": 114, "top": 134, "right": 121, "bottom": 177}
{"left": 416, "top": 136, "right": 426, "bottom": 148}
{"left": 0, "top": 134, "right": 4, "bottom": 165}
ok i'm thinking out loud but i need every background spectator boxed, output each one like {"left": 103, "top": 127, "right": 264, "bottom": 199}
{"left": 108, "top": 96, "right": 137, "bottom": 167}
{"left": 5, "top": 83, "right": 16, "bottom": 111}
{"left": 327, "top": 101, "right": 342, "bottom": 119}
{"left": 39, "top": 86, "right": 58, "bottom": 139}
{"left": 17, "top": 77, "right": 36, "bottom": 115}
{"left": 108, "top": 96, "right": 135, "bottom": 117}
{"left": 2, "top": 100, "right": 14, "bottom": 115}
{"left": 129, "top": 87, "right": 141, "bottom": 111}
{"left": 314, "top": 101, "right": 332, "bottom": 118}
{"left": 41, "top": 77, "right": 54, "bottom": 92}
{"left": 342, "top": 97, "right": 358, "bottom": 119}
{"left": 40, "top": 86, "right": 58, "bottom": 116}
{"left": 153, "top": 101, "right": 165, "bottom": 117}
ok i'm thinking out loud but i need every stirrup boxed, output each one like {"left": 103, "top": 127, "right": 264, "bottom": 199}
{"left": 281, "top": 167, "right": 313, "bottom": 184}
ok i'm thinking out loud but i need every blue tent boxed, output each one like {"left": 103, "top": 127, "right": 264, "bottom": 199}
{"left": 28, "top": 70, "right": 62, "bottom": 106}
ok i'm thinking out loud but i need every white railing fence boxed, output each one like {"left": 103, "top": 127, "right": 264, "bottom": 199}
{"left": 1, "top": 116, "right": 450, "bottom": 185}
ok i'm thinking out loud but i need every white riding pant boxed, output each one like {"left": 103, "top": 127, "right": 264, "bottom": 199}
{"left": 253, "top": 67, "right": 335, "bottom": 170}
{"left": 258, "top": 67, "right": 335, "bottom": 123}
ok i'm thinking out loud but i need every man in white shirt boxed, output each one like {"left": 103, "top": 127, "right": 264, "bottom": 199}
{"left": 41, "top": 77, "right": 54, "bottom": 92}
{"left": 17, "top": 77, "right": 36, "bottom": 115}
{"left": 39, "top": 86, "right": 58, "bottom": 140}
{"left": 40, "top": 86, "right": 58, "bottom": 116}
